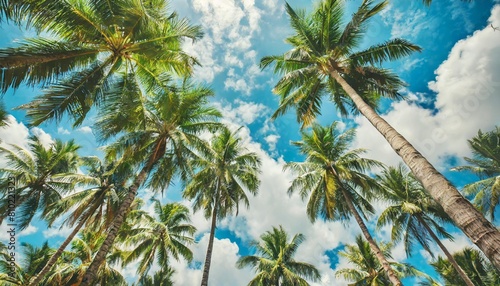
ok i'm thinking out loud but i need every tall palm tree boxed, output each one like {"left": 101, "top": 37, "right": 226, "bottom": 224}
{"left": 261, "top": 0, "right": 500, "bottom": 267}
{"left": 430, "top": 248, "right": 500, "bottom": 286}
{"left": 0, "top": 0, "right": 202, "bottom": 126}
{"left": 336, "top": 235, "right": 425, "bottom": 285}
{"left": 452, "top": 127, "right": 500, "bottom": 221}
{"left": 236, "top": 225, "right": 320, "bottom": 286}
{"left": 80, "top": 80, "right": 221, "bottom": 285}
{"left": 27, "top": 156, "right": 133, "bottom": 286}
{"left": 183, "top": 127, "right": 261, "bottom": 286}
{"left": 0, "top": 135, "right": 85, "bottom": 230}
{"left": 376, "top": 164, "right": 475, "bottom": 286}
{"left": 121, "top": 200, "right": 196, "bottom": 278}
{"left": 285, "top": 122, "right": 402, "bottom": 285}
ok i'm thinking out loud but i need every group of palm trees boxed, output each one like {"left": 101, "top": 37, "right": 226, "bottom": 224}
{"left": 0, "top": 0, "right": 498, "bottom": 285}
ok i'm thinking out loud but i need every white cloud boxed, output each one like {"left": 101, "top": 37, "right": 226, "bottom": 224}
{"left": 78, "top": 126, "right": 92, "bottom": 134}
{"left": 0, "top": 116, "right": 30, "bottom": 149}
{"left": 264, "top": 134, "right": 280, "bottom": 151}
{"left": 215, "top": 99, "right": 269, "bottom": 126}
{"left": 30, "top": 127, "right": 53, "bottom": 148}
{"left": 354, "top": 6, "right": 500, "bottom": 170}
{"left": 57, "top": 127, "right": 70, "bottom": 135}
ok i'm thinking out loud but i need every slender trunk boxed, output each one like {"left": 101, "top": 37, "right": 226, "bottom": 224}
{"left": 340, "top": 188, "right": 402, "bottom": 286}
{"left": 0, "top": 50, "right": 99, "bottom": 69}
{"left": 200, "top": 202, "right": 218, "bottom": 286}
{"left": 416, "top": 215, "right": 475, "bottom": 286}
{"left": 79, "top": 166, "right": 150, "bottom": 286}
{"left": 28, "top": 216, "right": 88, "bottom": 286}
{"left": 329, "top": 69, "right": 500, "bottom": 270}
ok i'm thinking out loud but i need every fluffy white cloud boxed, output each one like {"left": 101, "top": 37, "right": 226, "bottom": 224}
{"left": 78, "top": 126, "right": 92, "bottom": 134}
{"left": 354, "top": 6, "right": 500, "bottom": 170}
{"left": 57, "top": 127, "right": 70, "bottom": 135}
{"left": 214, "top": 99, "right": 269, "bottom": 125}
{"left": 264, "top": 134, "right": 280, "bottom": 151}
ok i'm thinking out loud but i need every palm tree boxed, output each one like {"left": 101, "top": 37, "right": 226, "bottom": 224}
{"left": 133, "top": 268, "right": 175, "bottom": 286}
{"left": 285, "top": 122, "right": 402, "bottom": 285}
{"left": 430, "top": 247, "right": 500, "bottom": 286}
{"left": 0, "top": 0, "right": 202, "bottom": 126}
{"left": 261, "top": 0, "right": 500, "bottom": 268}
{"left": 0, "top": 101, "right": 8, "bottom": 126}
{"left": 336, "top": 235, "right": 425, "bottom": 285}
{"left": 376, "top": 164, "right": 475, "bottom": 286}
{"left": 452, "top": 127, "right": 500, "bottom": 221}
{"left": 27, "top": 156, "right": 134, "bottom": 286}
{"left": 236, "top": 225, "right": 320, "bottom": 285}
{"left": 80, "top": 80, "right": 221, "bottom": 285}
{"left": 0, "top": 241, "right": 54, "bottom": 285}
{"left": 183, "top": 127, "right": 261, "bottom": 286}
{"left": 121, "top": 200, "right": 196, "bottom": 278}
{"left": 0, "top": 135, "right": 84, "bottom": 230}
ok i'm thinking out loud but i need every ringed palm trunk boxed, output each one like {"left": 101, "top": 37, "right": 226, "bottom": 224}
{"left": 329, "top": 69, "right": 500, "bottom": 270}
{"left": 340, "top": 188, "right": 402, "bottom": 286}
{"left": 201, "top": 198, "right": 218, "bottom": 286}
{"left": 416, "top": 215, "right": 475, "bottom": 286}
{"left": 79, "top": 165, "right": 151, "bottom": 286}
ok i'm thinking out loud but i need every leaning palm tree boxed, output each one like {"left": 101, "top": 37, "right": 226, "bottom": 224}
{"left": 285, "top": 122, "right": 402, "bottom": 285}
{"left": 430, "top": 248, "right": 500, "bottom": 286}
{"left": 0, "top": 0, "right": 202, "bottom": 126}
{"left": 0, "top": 136, "right": 85, "bottom": 230}
{"left": 80, "top": 79, "right": 221, "bottom": 285}
{"left": 236, "top": 225, "right": 320, "bottom": 286}
{"left": 121, "top": 200, "right": 196, "bottom": 278}
{"left": 376, "top": 164, "right": 475, "bottom": 286}
{"left": 336, "top": 235, "right": 425, "bottom": 285}
{"left": 452, "top": 127, "right": 500, "bottom": 221}
{"left": 261, "top": 0, "right": 500, "bottom": 267}
{"left": 27, "top": 156, "right": 134, "bottom": 286}
{"left": 183, "top": 127, "right": 261, "bottom": 286}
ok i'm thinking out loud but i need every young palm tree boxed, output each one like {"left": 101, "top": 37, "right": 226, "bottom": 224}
{"left": 0, "top": 136, "right": 85, "bottom": 230}
{"left": 183, "top": 127, "right": 261, "bottom": 286}
{"left": 0, "top": 242, "right": 54, "bottom": 285}
{"left": 236, "top": 225, "right": 320, "bottom": 286}
{"left": 80, "top": 80, "right": 221, "bottom": 285}
{"left": 452, "top": 127, "right": 500, "bottom": 221}
{"left": 121, "top": 200, "right": 196, "bottom": 278}
{"left": 27, "top": 156, "right": 134, "bottom": 286}
{"left": 261, "top": 0, "right": 500, "bottom": 267}
{"left": 0, "top": 0, "right": 202, "bottom": 126}
{"left": 430, "top": 248, "right": 500, "bottom": 286}
{"left": 376, "top": 164, "right": 475, "bottom": 286}
{"left": 336, "top": 235, "right": 425, "bottom": 285}
{"left": 285, "top": 122, "right": 402, "bottom": 285}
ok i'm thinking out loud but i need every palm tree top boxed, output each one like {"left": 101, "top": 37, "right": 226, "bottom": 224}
{"left": 261, "top": 0, "right": 421, "bottom": 126}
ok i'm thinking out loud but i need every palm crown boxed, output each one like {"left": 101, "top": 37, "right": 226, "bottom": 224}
{"left": 261, "top": 0, "right": 420, "bottom": 126}
{"left": 0, "top": 0, "right": 202, "bottom": 126}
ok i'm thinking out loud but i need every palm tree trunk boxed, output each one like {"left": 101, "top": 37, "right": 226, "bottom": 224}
{"left": 329, "top": 69, "right": 500, "bottom": 270}
{"left": 28, "top": 215, "right": 88, "bottom": 286}
{"left": 79, "top": 166, "right": 150, "bottom": 286}
{"left": 201, "top": 202, "right": 218, "bottom": 286}
{"left": 341, "top": 189, "right": 402, "bottom": 285}
{"left": 416, "top": 215, "right": 475, "bottom": 286}
{"left": 0, "top": 50, "right": 99, "bottom": 69}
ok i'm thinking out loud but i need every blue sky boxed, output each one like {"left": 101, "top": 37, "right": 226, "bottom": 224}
{"left": 1, "top": 0, "right": 500, "bottom": 285}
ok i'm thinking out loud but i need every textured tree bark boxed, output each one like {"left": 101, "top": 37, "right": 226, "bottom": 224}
{"left": 200, "top": 202, "right": 218, "bottom": 286}
{"left": 341, "top": 188, "right": 402, "bottom": 286}
{"left": 79, "top": 167, "right": 149, "bottom": 286}
{"left": 417, "top": 215, "right": 475, "bottom": 286}
{"left": 329, "top": 69, "right": 500, "bottom": 270}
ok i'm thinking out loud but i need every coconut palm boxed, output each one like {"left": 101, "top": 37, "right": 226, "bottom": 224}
{"left": 261, "top": 0, "right": 500, "bottom": 267}
{"left": 0, "top": 241, "right": 54, "bottom": 285}
{"left": 0, "top": 0, "right": 202, "bottom": 126}
{"left": 27, "top": 156, "right": 134, "bottom": 286}
{"left": 430, "top": 248, "right": 500, "bottom": 286}
{"left": 452, "top": 127, "right": 500, "bottom": 221}
{"left": 336, "top": 235, "right": 425, "bottom": 285}
{"left": 133, "top": 268, "right": 175, "bottom": 286}
{"left": 0, "top": 136, "right": 85, "bottom": 230}
{"left": 285, "top": 122, "right": 402, "bottom": 285}
{"left": 121, "top": 200, "right": 196, "bottom": 278}
{"left": 376, "top": 164, "right": 475, "bottom": 286}
{"left": 236, "top": 225, "right": 320, "bottom": 286}
{"left": 80, "top": 79, "right": 221, "bottom": 285}
{"left": 183, "top": 127, "right": 261, "bottom": 286}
